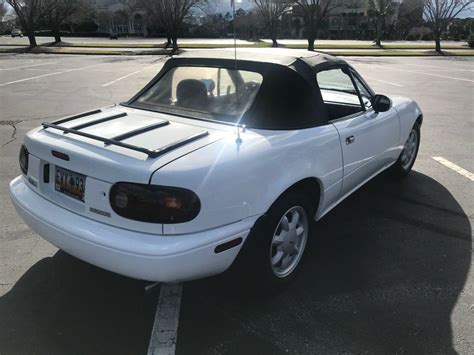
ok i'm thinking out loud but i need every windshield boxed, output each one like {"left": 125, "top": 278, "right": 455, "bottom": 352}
{"left": 132, "top": 66, "right": 263, "bottom": 124}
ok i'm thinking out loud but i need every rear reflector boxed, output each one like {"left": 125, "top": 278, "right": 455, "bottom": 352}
{"left": 214, "top": 237, "right": 243, "bottom": 254}
{"left": 43, "top": 164, "right": 50, "bottom": 183}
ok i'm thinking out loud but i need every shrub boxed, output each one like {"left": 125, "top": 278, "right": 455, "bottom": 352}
{"left": 468, "top": 36, "right": 474, "bottom": 48}
{"left": 421, "top": 33, "right": 433, "bottom": 41}
{"left": 406, "top": 34, "right": 418, "bottom": 41}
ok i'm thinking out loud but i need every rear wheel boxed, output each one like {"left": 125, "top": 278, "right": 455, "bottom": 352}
{"left": 270, "top": 205, "right": 309, "bottom": 278}
{"left": 237, "top": 190, "right": 314, "bottom": 288}
{"left": 392, "top": 123, "right": 420, "bottom": 176}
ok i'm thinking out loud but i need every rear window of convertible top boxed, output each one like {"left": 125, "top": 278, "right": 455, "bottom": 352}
{"left": 132, "top": 66, "right": 263, "bottom": 124}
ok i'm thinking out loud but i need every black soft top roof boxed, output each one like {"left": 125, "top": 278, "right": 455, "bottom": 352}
{"left": 176, "top": 48, "right": 347, "bottom": 71}
{"left": 128, "top": 49, "right": 349, "bottom": 129}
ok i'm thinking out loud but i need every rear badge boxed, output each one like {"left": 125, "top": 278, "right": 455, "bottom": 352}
{"left": 90, "top": 207, "right": 111, "bottom": 218}
{"left": 52, "top": 150, "right": 70, "bottom": 161}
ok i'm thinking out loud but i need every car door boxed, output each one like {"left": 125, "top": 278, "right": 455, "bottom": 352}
{"left": 316, "top": 66, "right": 399, "bottom": 198}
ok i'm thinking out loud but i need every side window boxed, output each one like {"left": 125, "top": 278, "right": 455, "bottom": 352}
{"left": 316, "top": 68, "right": 364, "bottom": 121}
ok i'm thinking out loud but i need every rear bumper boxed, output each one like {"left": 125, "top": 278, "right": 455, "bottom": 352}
{"left": 9, "top": 176, "right": 254, "bottom": 282}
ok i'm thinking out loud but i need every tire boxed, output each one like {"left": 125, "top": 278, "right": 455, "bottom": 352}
{"left": 392, "top": 122, "right": 420, "bottom": 177}
{"left": 236, "top": 189, "right": 314, "bottom": 289}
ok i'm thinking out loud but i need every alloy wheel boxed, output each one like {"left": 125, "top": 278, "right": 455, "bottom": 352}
{"left": 270, "top": 206, "right": 309, "bottom": 278}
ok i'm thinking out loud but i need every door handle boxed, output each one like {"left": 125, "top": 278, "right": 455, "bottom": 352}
{"left": 346, "top": 136, "right": 355, "bottom": 145}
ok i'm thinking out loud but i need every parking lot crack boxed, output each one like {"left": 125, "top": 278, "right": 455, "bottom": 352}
{"left": 0, "top": 120, "right": 23, "bottom": 149}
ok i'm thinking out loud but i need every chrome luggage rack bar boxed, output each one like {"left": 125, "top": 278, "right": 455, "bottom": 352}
{"left": 42, "top": 116, "right": 209, "bottom": 158}
{"left": 68, "top": 112, "right": 128, "bottom": 131}
{"left": 51, "top": 109, "right": 102, "bottom": 125}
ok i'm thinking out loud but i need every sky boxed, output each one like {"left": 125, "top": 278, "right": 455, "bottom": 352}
{"left": 458, "top": 8, "right": 474, "bottom": 18}
{"left": 2, "top": 0, "right": 473, "bottom": 19}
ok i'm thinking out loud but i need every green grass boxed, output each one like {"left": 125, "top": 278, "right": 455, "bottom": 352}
{"left": 325, "top": 50, "right": 428, "bottom": 56}
{"left": 3, "top": 40, "right": 471, "bottom": 51}
{"left": 58, "top": 42, "right": 471, "bottom": 50}
{"left": 383, "top": 44, "right": 469, "bottom": 50}
{"left": 284, "top": 43, "right": 378, "bottom": 49}
{"left": 1, "top": 43, "right": 472, "bottom": 56}
{"left": 443, "top": 49, "right": 474, "bottom": 56}
{"left": 179, "top": 41, "right": 271, "bottom": 49}
{"left": 59, "top": 41, "right": 166, "bottom": 48}
{"left": 283, "top": 43, "right": 469, "bottom": 50}
{"left": 324, "top": 49, "right": 474, "bottom": 56}
{"left": 0, "top": 46, "right": 171, "bottom": 55}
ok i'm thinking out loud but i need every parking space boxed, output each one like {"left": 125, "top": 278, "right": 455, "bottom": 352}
{"left": 0, "top": 54, "right": 473, "bottom": 354}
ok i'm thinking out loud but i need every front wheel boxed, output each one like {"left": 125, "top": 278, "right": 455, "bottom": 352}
{"left": 392, "top": 123, "right": 420, "bottom": 176}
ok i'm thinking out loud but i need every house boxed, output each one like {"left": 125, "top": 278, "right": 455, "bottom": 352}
{"left": 94, "top": 0, "right": 147, "bottom": 35}
{"left": 286, "top": 0, "right": 400, "bottom": 40}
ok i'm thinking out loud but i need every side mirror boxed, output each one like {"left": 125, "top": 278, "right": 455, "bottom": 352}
{"left": 371, "top": 94, "right": 392, "bottom": 113}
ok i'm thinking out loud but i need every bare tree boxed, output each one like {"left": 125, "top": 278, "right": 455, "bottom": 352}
{"left": 368, "top": 0, "right": 396, "bottom": 46}
{"left": 143, "top": 0, "right": 203, "bottom": 50}
{"left": 294, "top": 0, "right": 337, "bottom": 51}
{"left": 394, "top": 0, "right": 424, "bottom": 39}
{"left": 46, "top": 0, "right": 92, "bottom": 43}
{"left": 6, "top": 0, "right": 53, "bottom": 47}
{"left": 253, "top": 0, "right": 291, "bottom": 47}
{"left": 423, "top": 0, "right": 473, "bottom": 52}
{"left": 0, "top": 0, "right": 8, "bottom": 20}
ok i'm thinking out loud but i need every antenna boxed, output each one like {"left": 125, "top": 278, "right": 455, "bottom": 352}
{"left": 231, "top": 0, "right": 237, "bottom": 70}
{"left": 231, "top": 0, "right": 240, "bottom": 125}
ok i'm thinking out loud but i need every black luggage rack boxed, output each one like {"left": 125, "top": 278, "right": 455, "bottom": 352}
{"left": 42, "top": 109, "right": 209, "bottom": 159}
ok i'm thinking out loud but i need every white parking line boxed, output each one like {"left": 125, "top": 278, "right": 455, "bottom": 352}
{"left": 0, "top": 63, "right": 107, "bottom": 87}
{"left": 0, "top": 62, "right": 57, "bottom": 71}
{"left": 432, "top": 157, "right": 474, "bottom": 181}
{"left": 147, "top": 283, "right": 183, "bottom": 355}
{"left": 364, "top": 76, "right": 404, "bottom": 87}
{"left": 102, "top": 64, "right": 158, "bottom": 87}
{"left": 385, "top": 67, "right": 474, "bottom": 83}
{"left": 402, "top": 63, "right": 474, "bottom": 72}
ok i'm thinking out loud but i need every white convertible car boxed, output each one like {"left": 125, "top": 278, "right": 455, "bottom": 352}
{"left": 10, "top": 49, "right": 422, "bottom": 285}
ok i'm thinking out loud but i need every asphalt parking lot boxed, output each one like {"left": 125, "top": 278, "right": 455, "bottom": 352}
{"left": 0, "top": 53, "right": 473, "bottom": 354}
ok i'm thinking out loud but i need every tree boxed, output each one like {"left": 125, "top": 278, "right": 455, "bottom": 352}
{"left": 368, "top": 0, "right": 396, "bottom": 46}
{"left": 424, "top": 0, "right": 473, "bottom": 52}
{"left": 293, "top": 0, "right": 337, "bottom": 51}
{"left": 143, "top": 0, "right": 204, "bottom": 51}
{"left": 45, "top": 0, "right": 92, "bottom": 43}
{"left": 234, "top": 8, "right": 262, "bottom": 39}
{"left": 446, "top": 17, "right": 474, "bottom": 40}
{"left": 1, "top": 1, "right": 8, "bottom": 20}
{"left": 0, "top": 1, "right": 7, "bottom": 34}
{"left": 6, "top": 0, "right": 53, "bottom": 47}
{"left": 253, "top": 0, "right": 291, "bottom": 47}
{"left": 199, "top": 13, "right": 230, "bottom": 37}
{"left": 394, "top": 0, "right": 424, "bottom": 39}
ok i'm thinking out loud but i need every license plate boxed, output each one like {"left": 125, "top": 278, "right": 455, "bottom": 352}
{"left": 55, "top": 166, "right": 86, "bottom": 202}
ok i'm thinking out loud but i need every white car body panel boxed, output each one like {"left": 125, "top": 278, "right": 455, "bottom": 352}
{"left": 10, "top": 175, "right": 256, "bottom": 281}
{"left": 152, "top": 124, "right": 343, "bottom": 234}
{"left": 9, "top": 53, "right": 423, "bottom": 282}
{"left": 332, "top": 105, "right": 400, "bottom": 196}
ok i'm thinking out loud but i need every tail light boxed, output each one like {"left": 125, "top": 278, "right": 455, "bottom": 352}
{"left": 19, "top": 145, "right": 29, "bottom": 175}
{"left": 109, "top": 182, "right": 200, "bottom": 224}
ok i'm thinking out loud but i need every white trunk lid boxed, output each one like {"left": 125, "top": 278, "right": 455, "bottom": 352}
{"left": 23, "top": 106, "right": 226, "bottom": 232}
